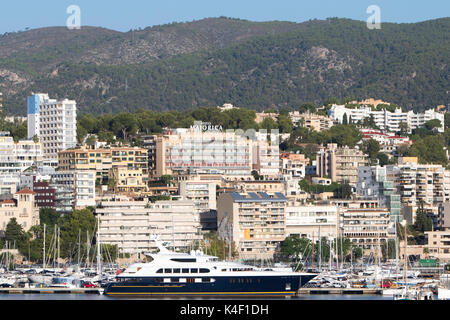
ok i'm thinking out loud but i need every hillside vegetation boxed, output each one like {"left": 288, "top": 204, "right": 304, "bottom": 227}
{"left": 0, "top": 17, "right": 448, "bottom": 115}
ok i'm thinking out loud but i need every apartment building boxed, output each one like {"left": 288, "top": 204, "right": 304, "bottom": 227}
{"left": 0, "top": 188, "right": 39, "bottom": 232}
{"left": 27, "top": 93, "right": 77, "bottom": 161}
{"left": 289, "top": 111, "right": 335, "bottom": 131}
{"left": 341, "top": 207, "right": 391, "bottom": 255}
{"left": 0, "top": 134, "right": 43, "bottom": 174}
{"left": 96, "top": 197, "right": 201, "bottom": 255}
{"left": 280, "top": 152, "right": 309, "bottom": 179}
{"left": 424, "top": 230, "right": 450, "bottom": 262}
{"left": 316, "top": 143, "right": 369, "bottom": 185}
{"left": 329, "top": 104, "right": 444, "bottom": 133}
{"left": 357, "top": 166, "right": 402, "bottom": 222}
{"left": 360, "top": 129, "right": 412, "bottom": 156}
{"left": 217, "top": 192, "right": 288, "bottom": 260}
{"left": 285, "top": 203, "right": 338, "bottom": 240}
{"left": 58, "top": 146, "right": 148, "bottom": 189}
{"left": 252, "top": 131, "right": 279, "bottom": 177}
{"left": 50, "top": 170, "right": 96, "bottom": 212}
{"left": 179, "top": 178, "right": 217, "bottom": 212}
{"left": 255, "top": 112, "right": 278, "bottom": 124}
{"left": 438, "top": 202, "right": 450, "bottom": 230}
{"left": 390, "top": 163, "right": 450, "bottom": 223}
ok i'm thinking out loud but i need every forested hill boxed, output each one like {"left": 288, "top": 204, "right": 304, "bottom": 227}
{"left": 0, "top": 17, "right": 448, "bottom": 116}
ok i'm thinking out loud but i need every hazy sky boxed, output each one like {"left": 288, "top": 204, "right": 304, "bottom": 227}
{"left": 0, "top": 0, "right": 448, "bottom": 33}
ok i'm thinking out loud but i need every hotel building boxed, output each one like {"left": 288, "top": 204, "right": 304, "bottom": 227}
{"left": 152, "top": 123, "right": 280, "bottom": 179}
{"left": 27, "top": 93, "right": 77, "bottom": 161}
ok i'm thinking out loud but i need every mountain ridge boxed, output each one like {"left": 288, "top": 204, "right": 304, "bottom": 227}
{"left": 0, "top": 17, "right": 448, "bottom": 116}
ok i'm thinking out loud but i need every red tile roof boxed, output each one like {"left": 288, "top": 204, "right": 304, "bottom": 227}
{"left": 16, "top": 188, "right": 35, "bottom": 195}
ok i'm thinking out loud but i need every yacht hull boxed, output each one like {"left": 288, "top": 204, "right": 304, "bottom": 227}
{"left": 104, "top": 274, "right": 316, "bottom": 297}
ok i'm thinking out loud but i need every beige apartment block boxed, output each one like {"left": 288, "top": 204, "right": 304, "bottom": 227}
{"left": 217, "top": 191, "right": 288, "bottom": 260}
{"left": 425, "top": 230, "right": 450, "bottom": 262}
{"left": 96, "top": 197, "right": 201, "bottom": 255}
{"left": 316, "top": 143, "right": 369, "bottom": 185}
{"left": 0, "top": 188, "right": 39, "bottom": 232}
{"left": 58, "top": 146, "right": 148, "bottom": 188}
{"left": 289, "top": 111, "right": 335, "bottom": 131}
{"left": 341, "top": 207, "right": 391, "bottom": 255}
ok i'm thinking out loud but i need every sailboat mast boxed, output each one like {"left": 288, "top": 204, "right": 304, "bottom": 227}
{"left": 57, "top": 226, "right": 60, "bottom": 269}
{"left": 43, "top": 224, "right": 46, "bottom": 270}
{"left": 97, "top": 215, "right": 101, "bottom": 275}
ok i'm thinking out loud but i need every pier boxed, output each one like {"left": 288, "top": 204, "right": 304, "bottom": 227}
{"left": 298, "top": 287, "right": 382, "bottom": 295}
{"left": 0, "top": 288, "right": 103, "bottom": 295}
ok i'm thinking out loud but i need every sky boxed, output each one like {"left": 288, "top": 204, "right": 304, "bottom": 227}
{"left": 0, "top": 0, "right": 448, "bottom": 33}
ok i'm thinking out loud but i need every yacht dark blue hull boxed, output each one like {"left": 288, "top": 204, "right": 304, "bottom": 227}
{"left": 104, "top": 274, "right": 317, "bottom": 297}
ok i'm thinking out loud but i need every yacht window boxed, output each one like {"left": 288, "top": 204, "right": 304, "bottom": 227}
{"left": 182, "top": 268, "right": 189, "bottom": 273}
{"left": 199, "top": 269, "right": 210, "bottom": 273}
{"left": 164, "top": 269, "right": 172, "bottom": 273}
{"left": 170, "top": 258, "right": 197, "bottom": 263}
{"left": 173, "top": 269, "right": 181, "bottom": 273}
{"left": 156, "top": 269, "right": 163, "bottom": 273}
{"left": 171, "top": 278, "right": 179, "bottom": 283}
{"left": 190, "top": 269, "right": 198, "bottom": 273}
{"left": 202, "top": 278, "right": 210, "bottom": 283}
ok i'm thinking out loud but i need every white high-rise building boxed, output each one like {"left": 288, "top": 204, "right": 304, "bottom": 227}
{"left": 27, "top": 93, "right": 77, "bottom": 161}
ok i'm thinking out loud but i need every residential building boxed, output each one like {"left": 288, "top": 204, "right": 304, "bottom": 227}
{"left": 285, "top": 203, "right": 338, "bottom": 239}
{"left": 438, "top": 202, "right": 450, "bottom": 230}
{"left": 255, "top": 112, "right": 278, "bottom": 124}
{"left": 360, "top": 129, "right": 412, "bottom": 156}
{"left": 58, "top": 146, "right": 148, "bottom": 190}
{"left": 0, "top": 134, "right": 43, "bottom": 174}
{"left": 179, "top": 178, "right": 217, "bottom": 212}
{"left": 392, "top": 163, "right": 450, "bottom": 224}
{"left": 217, "top": 192, "right": 288, "bottom": 260}
{"left": 289, "top": 111, "right": 335, "bottom": 131}
{"left": 252, "top": 131, "right": 280, "bottom": 177}
{"left": 96, "top": 197, "right": 201, "bottom": 255}
{"left": 0, "top": 188, "right": 39, "bottom": 232}
{"left": 27, "top": 93, "right": 77, "bottom": 161}
{"left": 357, "top": 166, "right": 402, "bottom": 223}
{"left": 341, "top": 207, "right": 391, "bottom": 255}
{"left": 316, "top": 143, "right": 369, "bottom": 185}
{"left": 50, "top": 170, "right": 96, "bottom": 212}
{"left": 424, "top": 230, "right": 450, "bottom": 262}
{"left": 328, "top": 104, "right": 444, "bottom": 133}
{"left": 280, "top": 152, "right": 309, "bottom": 179}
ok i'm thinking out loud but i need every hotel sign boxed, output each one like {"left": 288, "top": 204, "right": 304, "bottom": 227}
{"left": 190, "top": 122, "right": 223, "bottom": 132}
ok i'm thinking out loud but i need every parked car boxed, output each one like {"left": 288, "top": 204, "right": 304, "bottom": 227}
{"left": 82, "top": 282, "right": 97, "bottom": 288}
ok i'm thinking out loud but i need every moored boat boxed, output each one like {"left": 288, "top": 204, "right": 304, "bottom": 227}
{"left": 104, "top": 240, "right": 317, "bottom": 297}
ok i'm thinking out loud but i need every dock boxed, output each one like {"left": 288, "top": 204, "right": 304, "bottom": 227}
{"left": 0, "top": 287, "right": 104, "bottom": 295}
{"left": 298, "top": 287, "right": 382, "bottom": 295}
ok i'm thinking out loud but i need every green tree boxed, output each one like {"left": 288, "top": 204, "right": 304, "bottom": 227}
{"left": 361, "top": 139, "right": 380, "bottom": 160}
{"left": 59, "top": 209, "right": 96, "bottom": 260}
{"left": 279, "top": 235, "right": 311, "bottom": 262}
{"left": 260, "top": 117, "right": 278, "bottom": 131}
{"left": 5, "top": 218, "right": 26, "bottom": 243}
